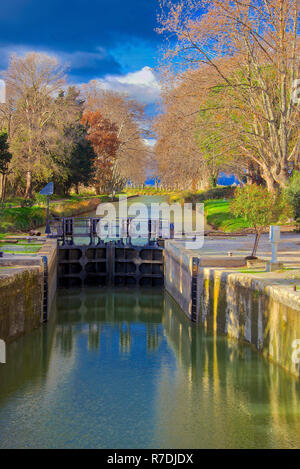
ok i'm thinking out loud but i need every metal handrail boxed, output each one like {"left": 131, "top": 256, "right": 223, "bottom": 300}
{"left": 50, "top": 216, "right": 202, "bottom": 245}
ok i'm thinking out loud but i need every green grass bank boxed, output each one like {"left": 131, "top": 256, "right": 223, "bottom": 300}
{"left": 0, "top": 195, "right": 112, "bottom": 233}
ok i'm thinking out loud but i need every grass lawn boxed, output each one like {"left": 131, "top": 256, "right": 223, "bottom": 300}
{"left": 0, "top": 206, "right": 46, "bottom": 232}
{"left": 238, "top": 269, "right": 265, "bottom": 274}
{"left": 0, "top": 247, "right": 42, "bottom": 254}
{"left": 124, "top": 187, "right": 172, "bottom": 197}
{"left": 204, "top": 200, "right": 250, "bottom": 232}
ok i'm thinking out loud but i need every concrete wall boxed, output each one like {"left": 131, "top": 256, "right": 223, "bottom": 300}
{"left": 0, "top": 266, "right": 44, "bottom": 342}
{"left": 164, "top": 240, "right": 246, "bottom": 321}
{"left": 0, "top": 238, "right": 58, "bottom": 343}
{"left": 165, "top": 240, "right": 300, "bottom": 379}
{"left": 164, "top": 240, "right": 195, "bottom": 318}
{"left": 38, "top": 239, "right": 57, "bottom": 315}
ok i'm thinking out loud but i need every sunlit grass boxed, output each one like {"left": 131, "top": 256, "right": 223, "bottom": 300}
{"left": 0, "top": 247, "right": 41, "bottom": 254}
{"left": 238, "top": 269, "right": 265, "bottom": 274}
{"left": 0, "top": 240, "right": 42, "bottom": 254}
{"left": 204, "top": 200, "right": 249, "bottom": 232}
{"left": 0, "top": 195, "right": 107, "bottom": 233}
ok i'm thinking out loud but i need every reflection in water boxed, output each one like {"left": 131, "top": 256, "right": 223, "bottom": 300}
{"left": 159, "top": 294, "right": 300, "bottom": 448}
{"left": 0, "top": 288, "right": 299, "bottom": 449}
{"left": 119, "top": 322, "right": 131, "bottom": 353}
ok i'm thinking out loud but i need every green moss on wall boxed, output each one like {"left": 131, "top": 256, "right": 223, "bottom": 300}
{"left": 199, "top": 269, "right": 300, "bottom": 379}
{"left": 0, "top": 267, "right": 43, "bottom": 342}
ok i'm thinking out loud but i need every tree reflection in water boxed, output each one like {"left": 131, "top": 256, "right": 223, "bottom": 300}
{"left": 0, "top": 288, "right": 299, "bottom": 449}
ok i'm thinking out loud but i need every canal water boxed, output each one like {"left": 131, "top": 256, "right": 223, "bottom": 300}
{"left": 0, "top": 288, "right": 299, "bottom": 449}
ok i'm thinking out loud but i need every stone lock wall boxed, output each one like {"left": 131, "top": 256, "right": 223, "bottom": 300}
{"left": 38, "top": 239, "right": 57, "bottom": 315}
{"left": 0, "top": 239, "right": 58, "bottom": 343}
{"left": 164, "top": 240, "right": 195, "bottom": 318}
{"left": 165, "top": 240, "right": 300, "bottom": 379}
{"left": 0, "top": 266, "right": 44, "bottom": 342}
{"left": 199, "top": 269, "right": 300, "bottom": 379}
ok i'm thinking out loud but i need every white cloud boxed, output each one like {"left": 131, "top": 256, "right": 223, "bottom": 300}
{"left": 0, "top": 45, "right": 161, "bottom": 107}
{"left": 0, "top": 79, "right": 5, "bottom": 103}
{"left": 95, "top": 66, "right": 161, "bottom": 105}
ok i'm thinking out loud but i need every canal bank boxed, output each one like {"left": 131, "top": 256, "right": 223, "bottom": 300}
{"left": 0, "top": 197, "right": 105, "bottom": 234}
{"left": 0, "top": 238, "right": 57, "bottom": 342}
{"left": 164, "top": 237, "right": 300, "bottom": 379}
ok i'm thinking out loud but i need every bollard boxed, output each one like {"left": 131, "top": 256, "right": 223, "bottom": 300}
{"left": 170, "top": 223, "right": 175, "bottom": 239}
{"left": 0, "top": 339, "right": 5, "bottom": 364}
{"left": 267, "top": 225, "right": 283, "bottom": 271}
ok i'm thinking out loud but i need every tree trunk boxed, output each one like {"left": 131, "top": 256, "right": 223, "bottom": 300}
{"left": 2, "top": 174, "right": 7, "bottom": 202}
{"left": 25, "top": 171, "right": 32, "bottom": 198}
{"left": 251, "top": 232, "right": 261, "bottom": 258}
{"left": 246, "top": 161, "right": 255, "bottom": 185}
{"left": 0, "top": 174, "right": 3, "bottom": 201}
{"left": 209, "top": 175, "right": 217, "bottom": 188}
{"left": 261, "top": 165, "right": 277, "bottom": 193}
{"left": 246, "top": 165, "right": 266, "bottom": 187}
{"left": 94, "top": 184, "right": 101, "bottom": 195}
{"left": 272, "top": 165, "right": 290, "bottom": 189}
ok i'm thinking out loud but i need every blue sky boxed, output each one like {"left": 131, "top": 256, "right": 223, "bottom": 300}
{"left": 0, "top": 0, "right": 163, "bottom": 112}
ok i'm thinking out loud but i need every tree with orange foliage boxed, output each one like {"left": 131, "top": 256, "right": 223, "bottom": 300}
{"left": 81, "top": 111, "right": 120, "bottom": 194}
{"left": 81, "top": 82, "right": 149, "bottom": 187}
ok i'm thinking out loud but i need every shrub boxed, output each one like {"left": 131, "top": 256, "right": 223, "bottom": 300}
{"left": 34, "top": 193, "right": 47, "bottom": 206}
{"left": 0, "top": 206, "right": 46, "bottom": 231}
{"left": 285, "top": 171, "right": 300, "bottom": 219}
{"left": 171, "top": 186, "right": 237, "bottom": 204}
{"left": 20, "top": 198, "right": 35, "bottom": 208}
{"left": 231, "top": 185, "right": 290, "bottom": 257}
{"left": 294, "top": 218, "right": 300, "bottom": 233}
{"left": 196, "top": 186, "right": 236, "bottom": 201}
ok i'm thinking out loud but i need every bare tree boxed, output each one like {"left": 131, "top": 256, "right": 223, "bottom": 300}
{"left": 153, "top": 69, "right": 235, "bottom": 189}
{"left": 158, "top": 0, "right": 300, "bottom": 190}
{"left": 81, "top": 81, "right": 149, "bottom": 190}
{"left": 3, "top": 52, "right": 67, "bottom": 197}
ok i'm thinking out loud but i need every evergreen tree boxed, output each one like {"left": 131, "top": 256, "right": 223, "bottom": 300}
{"left": 0, "top": 131, "right": 12, "bottom": 201}
{"left": 53, "top": 123, "right": 96, "bottom": 195}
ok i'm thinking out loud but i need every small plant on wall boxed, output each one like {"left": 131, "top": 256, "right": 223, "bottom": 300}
{"left": 230, "top": 185, "right": 291, "bottom": 259}
{"left": 285, "top": 171, "right": 300, "bottom": 227}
